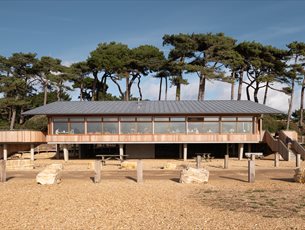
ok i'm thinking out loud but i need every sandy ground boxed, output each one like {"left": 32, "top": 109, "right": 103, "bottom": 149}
{"left": 1, "top": 152, "right": 305, "bottom": 229}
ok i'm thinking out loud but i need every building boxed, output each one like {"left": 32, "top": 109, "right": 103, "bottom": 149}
{"left": 17, "top": 100, "right": 283, "bottom": 161}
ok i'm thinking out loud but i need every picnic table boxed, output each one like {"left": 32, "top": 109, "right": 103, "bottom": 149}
{"left": 96, "top": 154, "right": 129, "bottom": 165}
{"left": 195, "top": 153, "right": 214, "bottom": 162}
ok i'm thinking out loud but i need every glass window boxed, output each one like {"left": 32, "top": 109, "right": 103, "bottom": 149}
{"left": 70, "top": 123, "right": 85, "bottom": 134}
{"left": 203, "top": 122, "right": 219, "bottom": 133}
{"left": 87, "top": 122, "right": 102, "bottom": 133}
{"left": 170, "top": 122, "right": 185, "bottom": 133}
{"left": 222, "top": 117, "right": 236, "bottom": 121}
{"left": 237, "top": 122, "right": 253, "bottom": 133}
{"left": 120, "top": 117, "right": 136, "bottom": 122}
{"left": 87, "top": 117, "right": 102, "bottom": 122}
{"left": 53, "top": 122, "right": 68, "bottom": 134}
{"left": 103, "top": 117, "right": 118, "bottom": 122}
{"left": 70, "top": 117, "right": 84, "bottom": 122}
{"left": 222, "top": 122, "right": 237, "bottom": 133}
{"left": 238, "top": 117, "right": 253, "bottom": 121}
{"left": 154, "top": 122, "right": 170, "bottom": 134}
{"left": 137, "top": 117, "right": 152, "bottom": 121}
{"left": 188, "top": 122, "right": 203, "bottom": 133}
{"left": 103, "top": 123, "right": 118, "bottom": 134}
{"left": 154, "top": 122, "right": 185, "bottom": 134}
{"left": 188, "top": 117, "right": 204, "bottom": 122}
{"left": 121, "top": 122, "right": 137, "bottom": 134}
{"left": 154, "top": 117, "right": 170, "bottom": 122}
{"left": 137, "top": 122, "right": 152, "bottom": 134}
{"left": 204, "top": 117, "right": 219, "bottom": 121}
{"left": 170, "top": 117, "right": 185, "bottom": 122}
{"left": 53, "top": 117, "right": 68, "bottom": 122}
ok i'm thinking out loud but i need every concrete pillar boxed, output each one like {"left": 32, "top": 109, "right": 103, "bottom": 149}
{"left": 248, "top": 160, "right": 255, "bottom": 183}
{"left": 119, "top": 144, "right": 124, "bottom": 161}
{"left": 296, "top": 154, "right": 301, "bottom": 168}
{"left": 183, "top": 144, "right": 187, "bottom": 161}
{"left": 0, "top": 160, "right": 6, "bottom": 182}
{"left": 196, "top": 155, "right": 201, "bottom": 169}
{"left": 248, "top": 144, "right": 252, "bottom": 153}
{"left": 137, "top": 159, "right": 143, "bottom": 183}
{"left": 274, "top": 152, "right": 279, "bottom": 167}
{"left": 30, "top": 144, "right": 35, "bottom": 161}
{"left": 94, "top": 160, "right": 101, "bottom": 183}
{"left": 56, "top": 144, "right": 60, "bottom": 159}
{"left": 238, "top": 143, "right": 244, "bottom": 160}
{"left": 63, "top": 145, "right": 69, "bottom": 162}
{"left": 179, "top": 144, "right": 182, "bottom": 159}
{"left": 78, "top": 144, "right": 82, "bottom": 159}
{"left": 3, "top": 144, "right": 7, "bottom": 161}
{"left": 224, "top": 154, "right": 229, "bottom": 169}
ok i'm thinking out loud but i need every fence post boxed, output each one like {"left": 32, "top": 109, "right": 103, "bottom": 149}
{"left": 274, "top": 152, "right": 279, "bottom": 168}
{"left": 94, "top": 160, "right": 101, "bottom": 183}
{"left": 296, "top": 154, "right": 301, "bottom": 168}
{"left": 196, "top": 155, "right": 201, "bottom": 169}
{"left": 137, "top": 160, "right": 143, "bottom": 183}
{"left": 248, "top": 159, "right": 255, "bottom": 183}
{"left": 0, "top": 160, "right": 6, "bottom": 182}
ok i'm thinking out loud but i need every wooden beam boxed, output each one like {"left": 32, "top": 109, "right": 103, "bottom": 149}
{"left": 137, "top": 160, "right": 143, "bottom": 183}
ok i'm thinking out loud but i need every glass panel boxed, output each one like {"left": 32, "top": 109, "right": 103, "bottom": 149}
{"left": 204, "top": 117, "right": 219, "bottom": 121}
{"left": 237, "top": 117, "right": 253, "bottom": 121}
{"left": 120, "top": 117, "right": 136, "bottom": 122}
{"left": 170, "top": 117, "right": 185, "bottom": 122}
{"left": 237, "top": 122, "right": 253, "bottom": 133}
{"left": 169, "top": 122, "right": 185, "bottom": 133}
{"left": 137, "top": 122, "right": 152, "bottom": 134}
{"left": 188, "top": 122, "right": 203, "bottom": 133}
{"left": 203, "top": 122, "right": 219, "bottom": 133}
{"left": 87, "top": 122, "right": 102, "bottom": 133}
{"left": 103, "top": 117, "right": 118, "bottom": 121}
{"left": 87, "top": 117, "right": 101, "bottom": 122}
{"left": 188, "top": 117, "right": 204, "bottom": 122}
{"left": 103, "top": 122, "right": 118, "bottom": 134}
{"left": 70, "top": 117, "right": 84, "bottom": 122}
{"left": 137, "top": 117, "right": 152, "bottom": 121}
{"left": 121, "top": 122, "right": 137, "bottom": 134}
{"left": 70, "top": 122, "right": 85, "bottom": 134}
{"left": 222, "top": 122, "right": 237, "bottom": 133}
{"left": 154, "top": 117, "right": 170, "bottom": 122}
{"left": 154, "top": 122, "right": 170, "bottom": 134}
{"left": 53, "top": 122, "right": 68, "bottom": 134}
{"left": 222, "top": 117, "right": 236, "bottom": 121}
{"left": 53, "top": 117, "right": 68, "bottom": 122}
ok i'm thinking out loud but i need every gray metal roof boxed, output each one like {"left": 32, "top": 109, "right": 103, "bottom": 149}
{"left": 23, "top": 100, "right": 282, "bottom": 116}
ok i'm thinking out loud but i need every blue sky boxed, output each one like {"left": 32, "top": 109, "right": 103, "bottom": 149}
{"left": 1, "top": 0, "right": 305, "bottom": 110}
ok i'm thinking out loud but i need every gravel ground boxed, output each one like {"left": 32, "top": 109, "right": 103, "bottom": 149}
{"left": 1, "top": 152, "right": 305, "bottom": 229}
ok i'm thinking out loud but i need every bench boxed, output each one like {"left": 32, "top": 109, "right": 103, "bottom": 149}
{"left": 195, "top": 153, "right": 214, "bottom": 162}
{"left": 96, "top": 154, "right": 128, "bottom": 166}
{"left": 245, "top": 152, "right": 263, "bottom": 160}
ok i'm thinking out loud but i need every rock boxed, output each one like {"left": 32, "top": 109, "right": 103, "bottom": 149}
{"left": 163, "top": 163, "right": 176, "bottom": 170}
{"left": 121, "top": 161, "right": 137, "bottom": 169}
{"left": 294, "top": 168, "right": 305, "bottom": 183}
{"left": 36, "top": 164, "right": 63, "bottom": 185}
{"left": 180, "top": 167, "right": 209, "bottom": 184}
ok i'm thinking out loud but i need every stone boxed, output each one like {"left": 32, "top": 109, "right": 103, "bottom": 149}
{"left": 294, "top": 168, "right": 305, "bottom": 184}
{"left": 163, "top": 163, "right": 177, "bottom": 170}
{"left": 180, "top": 167, "right": 209, "bottom": 184}
{"left": 6, "top": 159, "right": 34, "bottom": 170}
{"left": 36, "top": 164, "right": 63, "bottom": 185}
{"left": 121, "top": 161, "right": 137, "bottom": 169}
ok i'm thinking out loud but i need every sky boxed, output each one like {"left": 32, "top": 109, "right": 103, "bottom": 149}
{"left": 1, "top": 0, "right": 305, "bottom": 112}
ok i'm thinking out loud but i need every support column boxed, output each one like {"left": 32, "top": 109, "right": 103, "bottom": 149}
{"left": 119, "top": 144, "right": 124, "bottom": 161}
{"left": 183, "top": 144, "right": 187, "bottom": 161}
{"left": 274, "top": 152, "right": 279, "bottom": 167}
{"left": 248, "top": 159, "right": 255, "bottom": 183}
{"left": 224, "top": 154, "right": 229, "bottom": 169}
{"left": 63, "top": 144, "right": 69, "bottom": 162}
{"left": 248, "top": 144, "right": 252, "bottom": 153}
{"left": 78, "top": 144, "right": 82, "bottom": 159}
{"left": 179, "top": 144, "right": 182, "bottom": 159}
{"left": 238, "top": 143, "right": 244, "bottom": 160}
{"left": 30, "top": 144, "right": 35, "bottom": 161}
{"left": 3, "top": 144, "right": 7, "bottom": 161}
{"left": 56, "top": 144, "right": 60, "bottom": 159}
{"left": 296, "top": 154, "right": 301, "bottom": 168}
{"left": 137, "top": 159, "right": 143, "bottom": 183}
{"left": 73, "top": 144, "right": 76, "bottom": 157}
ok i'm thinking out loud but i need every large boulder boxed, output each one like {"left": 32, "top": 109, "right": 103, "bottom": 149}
{"left": 294, "top": 168, "right": 305, "bottom": 184}
{"left": 36, "top": 164, "right": 63, "bottom": 185}
{"left": 180, "top": 167, "right": 209, "bottom": 184}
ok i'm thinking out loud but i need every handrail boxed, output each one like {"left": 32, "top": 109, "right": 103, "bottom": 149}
{"left": 263, "top": 131, "right": 278, "bottom": 152}
{"left": 292, "top": 141, "right": 305, "bottom": 160}
{"left": 278, "top": 139, "right": 289, "bottom": 161}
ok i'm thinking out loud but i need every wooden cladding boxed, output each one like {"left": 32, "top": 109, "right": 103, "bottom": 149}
{"left": 0, "top": 131, "right": 46, "bottom": 143}
{"left": 46, "top": 133, "right": 261, "bottom": 143}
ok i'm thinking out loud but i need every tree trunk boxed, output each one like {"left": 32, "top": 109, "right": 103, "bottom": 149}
{"left": 299, "top": 78, "right": 305, "bottom": 129}
{"left": 176, "top": 82, "right": 181, "bottom": 101}
{"left": 10, "top": 107, "right": 16, "bottom": 130}
{"left": 165, "top": 76, "right": 168, "bottom": 101}
{"left": 237, "top": 70, "right": 243, "bottom": 100}
{"left": 19, "top": 107, "right": 24, "bottom": 124}
{"left": 263, "top": 82, "right": 269, "bottom": 105}
{"left": 80, "top": 82, "right": 84, "bottom": 101}
{"left": 253, "top": 81, "right": 259, "bottom": 103}
{"left": 197, "top": 73, "right": 206, "bottom": 101}
{"left": 230, "top": 71, "right": 235, "bottom": 100}
{"left": 137, "top": 76, "right": 142, "bottom": 100}
{"left": 43, "top": 82, "right": 48, "bottom": 105}
{"left": 125, "top": 77, "right": 130, "bottom": 101}
{"left": 158, "top": 77, "right": 163, "bottom": 101}
{"left": 92, "top": 71, "right": 98, "bottom": 101}
{"left": 287, "top": 79, "right": 295, "bottom": 130}
{"left": 246, "top": 84, "right": 251, "bottom": 101}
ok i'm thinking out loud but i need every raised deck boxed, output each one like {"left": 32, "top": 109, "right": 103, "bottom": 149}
{"left": 0, "top": 130, "right": 47, "bottom": 143}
